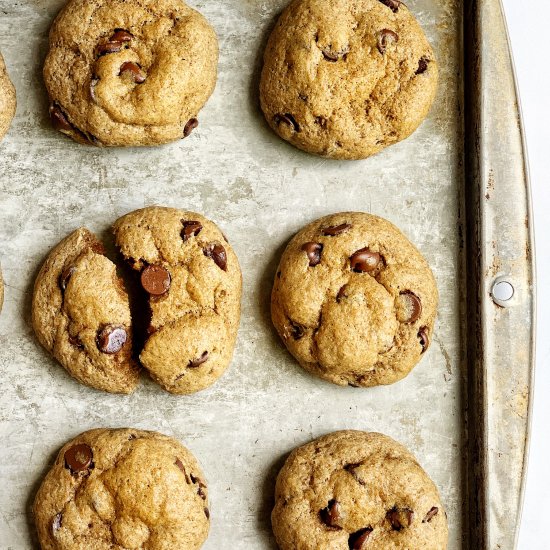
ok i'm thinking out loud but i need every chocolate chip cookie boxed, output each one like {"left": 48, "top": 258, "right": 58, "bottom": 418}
{"left": 44, "top": 0, "right": 218, "bottom": 146}
{"left": 113, "top": 207, "right": 242, "bottom": 394}
{"left": 272, "top": 430, "right": 448, "bottom": 549}
{"left": 260, "top": 0, "right": 438, "bottom": 159}
{"left": 34, "top": 428, "right": 210, "bottom": 550}
{"left": 271, "top": 212, "right": 438, "bottom": 387}
{"left": 32, "top": 228, "right": 139, "bottom": 394}
{"left": 0, "top": 51, "right": 16, "bottom": 142}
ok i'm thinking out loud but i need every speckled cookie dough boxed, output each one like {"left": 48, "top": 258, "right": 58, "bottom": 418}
{"left": 44, "top": 0, "right": 218, "bottom": 146}
{"left": 271, "top": 212, "right": 438, "bottom": 387}
{"left": 260, "top": 0, "right": 438, "bottom": 159}
{"left": 34, "top": 428, "right": 210, "bottom": 550}
{"left": 0, "top": 51, "right": 16, "bottom": 142}
{"left": 113, "top": 207, "right": 242, "bottom": 394}
{"left": 272, "top": 430, "right": 448, "bottom": 550}
{"left": 32, "top": 228, "right": 139, "bottom": 394}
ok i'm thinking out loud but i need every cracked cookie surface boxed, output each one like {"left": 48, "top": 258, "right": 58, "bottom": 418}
{"left": 271, "top": 212, "right": 438, "bottom": 387}
{"left": 44, "top": 0, "right": 218, "bottom": 146}
{"left": 34, "top": 428, "right": 210, "bottom": 550}
{"left": 0, "top": 51, "right": 16, "bottom": 142}
{"left": 113, "top": 207, "right": 242, "bottom": 394}
{"left": 32, "top": 228, "right": 139, "bottom": 394}
{"left": 260, "top": 0, "right": 438, "bottom": 159}
{"left": 272, "top": 430, "right": 448, "bottom": 550}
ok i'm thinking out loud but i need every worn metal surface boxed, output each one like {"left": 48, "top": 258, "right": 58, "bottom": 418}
{"left": 464, "top": 0, "right": 535, "bottom": 548}
{"left": 0, "top": 0, "right": 532, "bottom": 548}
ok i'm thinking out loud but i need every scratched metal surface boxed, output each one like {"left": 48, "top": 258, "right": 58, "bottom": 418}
{"left": 0, "top": 0, "right": 466, "bottom": 548}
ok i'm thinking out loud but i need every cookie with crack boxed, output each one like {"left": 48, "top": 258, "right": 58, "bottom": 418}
{"left": 44, "top": 0, "right": 218, "bottom": 146}
{"left": 32, "top": 228, "right": 139, "bottom": 394}
{"left": 0, "top": 51, "right": 16, "bottom": 142}
{"left": 34, "top": 428, "right": 210, "bottom": 550}
{"left": 260, "top": 0, "right": 438, "bottom": 159}
{"left": 113, "top": 207, "right": 242, "bottom": 394}
{"left": 271, "top": 212, "right": 438, "bottom": 387}
{"left": 272, "top": 430, "right": 448, "bottom": 550}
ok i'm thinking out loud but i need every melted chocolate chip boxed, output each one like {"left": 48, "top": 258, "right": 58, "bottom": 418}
{"left": 323, "top": 223, "right": 351, "bottom": 236}
{"left": 110, "top": 29, "right": 133, "bottom": 42}
{"left": 190, "top": 474, "right": 207, "bottom": 500}
{"left": 377, "top": 29, "right": 399, "bottom": 54}
{"left": 204, "top": 507, "right": 210, "bottom": 519}
{"left": 320, "top": 499, "right": 342, "bottom": 529}
{"left": 423, "top": 506, "right": 439, "bottom": 523}
{"left": 301, "top": 242, "right": 323, "bottom": 267}
{"left": 348, "top": 527, "right": 373, "bottom": 549}
{"left": 68, "top": 334, "right": 84, "bottom": 349}
{"left": 52, "top": 513, "right": 62, "bottom": 533}
{"left": 378, "top": 0, "right": 402, "bottom": 12}
{"left": 175, "top": 458, "right": 185, "bottom": 473}
{"left": 119, "top": 61, "right": 146, "bottom": 83}
{"left": 97, "top": 325, "right": 127, "bottom": 354}
{"left": 418, "top": 326, "right": 430, "bottom": 352}
{"left": 184, "top": 118, "right": 199, "bottom": 137}
{"left": 397, "top": 291, "right": 422, "bottom": 323}
{"left": 49, "top": 104, "right": 72, "bottom": 133}
{"left": 64, "top": 443, "right": 93, "bottom": 474}
{"left": 188, "top": 351, "right": 209, "bottom": 368}
{"left": 141, "top": 265, "right": 171, "bottom": 296}
{"left": 386, "top": 507, "right": 414, "bottom": 531}
{"left": 274, "top": 113, "right": 300, "bottom": 132}
{"left": 204, "top": 244, "right": 227, "bottom": 271}
{"left": 416, "top": 57, "right": 430, "bottom": 75}
{"left": 181, "top": 220, "right": 203, "bottom": 241}
{"left": 95, "top": 41, "right": 123, "bottom": 57}
{"left": 350, "top": 248, "right": 383, "bottom": 273}
{"left": 59, "top": 266, "right": 76, "bottom": 291}
{"left": 289, "top": 321, "right": 305, "bottom": 340}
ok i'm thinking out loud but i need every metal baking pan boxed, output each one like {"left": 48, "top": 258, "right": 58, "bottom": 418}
{"left": 0, "top": 0, "right": 534, "bottom": 548}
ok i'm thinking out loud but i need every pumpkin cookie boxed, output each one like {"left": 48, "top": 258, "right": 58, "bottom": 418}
{"left": 260, "top": 0, "right": 438, "bottom": 159}
{"left": 271, "top": 212, "right": 438, "bottom": 387}
{"left": 44, "top": 0, "right": 218, "bottom": 146}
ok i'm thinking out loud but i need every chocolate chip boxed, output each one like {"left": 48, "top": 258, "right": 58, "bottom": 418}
{"left": 190, "top": 474, "right": 207, "bottom": 500}
{"left": 204, "top": 244, "right": 227, "bottom": 271}
{"left": 301, "top": 242, "right": 323, "bottom": 267}
{"left": 181, "top": 220, "right": 203, "bottom": 241}
{"left": 64, "top": 443, "right": 93, "bottom": 474}
{"left": 110, "top": 29, "right": 133, "bottom": 42}
{"left": 377, "top": 29, "right": 399, "bottom": 54}
{"left": 336, "top": 284, "right": 348, "bottom": 303}
{"left": 52, "top": 513, "right": 62, "bottom": 534}
{"left": 396, "top": 291, "right": 422, "bottom": 323}
{"left": 289, "top": 320, "right": 305, "bottom": 340}
{"left": 344, "top": 462, "right": 366, "bottom": 485}
{"left": 378, "top": 0, "right": 402, "bottom": 12}
{"left": 119, "top": 61, "right": 146, "bottom": 83}
{"left": 416, "top": 56, "right": 430, "bottom": 74}
{"left": 49, "top": 104, "right": 72, "bottom": 133}
{"left": 175, "top": 458, "right": 186, "bottom": 474}
{"left": 418, "top": 326, "right": 429, "bottom": 352}
{"left": 274, "top": 113, "right": 300, "bottom": 132}
{"left": 59, "top": 266, "right": 76, "bottom": 291}
{"left": 95, "top": 41, "right": 123, "bottom": 57}
{"left": 348, "top": 527, "right": 373, "bottom": 549}
{"left": 315, "top": 116, "right": 327, "bottom": 128}
{"left": 97, "top": 325, "right": 127, "bottom": 354}
{"left": 386, "top": 507, "right": 414, "bottom": 531}
{"left": 204, "top": 507, "right": 210, "bottom": 519}
{"left": 184, "top": 118, "right": 199, "bottom": 137}
{"left": 320, "top": 499, "right": 342, "bottom": 529}
{"left": 423, "top": 506, "right": 439, "bottom": 523}
{"left": 188, "top": 351, "right": 209, "bottom": 368}
{"left": 350, "top": 248, "right": 383, "bottom": 273}
{"left": 141, "top": 265, "right": 171, "bottom": 296}
{"left": 323, "top": 223, "right": 351, "bottom": 236}
{"left": 321, "top": 47, "right": 349, "bottom": 62}
{"left": 68, "top": 334, "right": 84, "bottom": 349}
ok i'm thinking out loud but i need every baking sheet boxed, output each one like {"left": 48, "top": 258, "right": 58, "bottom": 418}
{"left": 0, "top": 0, "right": 466, "bottom": 547}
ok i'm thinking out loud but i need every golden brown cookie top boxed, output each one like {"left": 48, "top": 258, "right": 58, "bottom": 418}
{"left": 33, "top": 428, "right": 210, "bottom": 550}
{"left": 260, "top": 0, "right": 438, "bottom": 159}
{"left": 113, "top": 206, "right": 242, "bottom": 394}
{"left": 32, "top": 228, "right": 140, "bottom": 394}
{"left": 0, "top": 51, "right": 16, "bottom": 142}
{"left": 272, "top": 430, "right": 448, "bottom": 550}
{"left": 271, "top": 212, "right": 438, "bottom": 387}
{"left": 44, "top": 0, "right": 218, "bottom": 146}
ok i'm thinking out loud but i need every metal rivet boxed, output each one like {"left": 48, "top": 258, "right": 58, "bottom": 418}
{"left": 491, "top": 278, "right": 515, "bottom": 307}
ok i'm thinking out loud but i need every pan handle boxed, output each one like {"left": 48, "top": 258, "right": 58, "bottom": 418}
{"left": 464, "top": 0, "right": 536, "bottom": 548}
